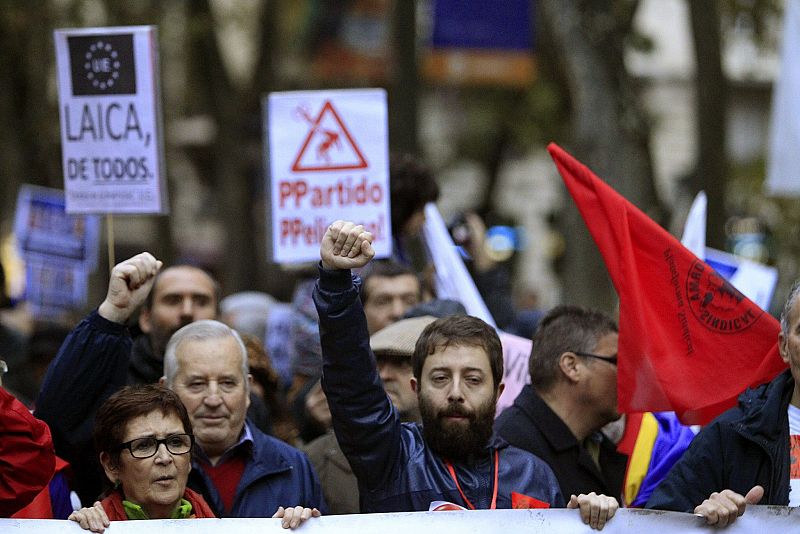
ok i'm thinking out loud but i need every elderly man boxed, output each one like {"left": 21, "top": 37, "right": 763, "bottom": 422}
{"left": 160, "top": 319, "right": 323, "bottom": 518}
{"left": 495, "top": 305, "right": 627, "bottom": 500}
{"left": 644, "top": 284, "right": 800, "bottom": 525}
{"left": 312, "top": 221, "right": 618, "bottom": 530}
{"left": 37, "top": 253, "right": 324, "bottom": 518}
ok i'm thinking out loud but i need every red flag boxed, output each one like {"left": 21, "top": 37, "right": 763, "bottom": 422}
{"left": 547, "top": 143, "right": 786, "bottom": 424}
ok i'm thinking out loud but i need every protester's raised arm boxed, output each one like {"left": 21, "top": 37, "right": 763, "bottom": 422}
{"left": 98, "top": 252, "right": 162, "bottom": 324}
{"left": 35, "top": 252, "right": 160, "bottom": 504}
{"left": 320, "top": 220, "right": 374, "bottom": 271}
{"left": 314, "top": 220, "right": 404, "bottom": 491}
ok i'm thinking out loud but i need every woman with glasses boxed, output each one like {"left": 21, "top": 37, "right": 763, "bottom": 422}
{"left": 68, "top": 384, "right": 214, "bottom": 530}
{"left": 69, "top": 384, "right": 319, "bottom": 531}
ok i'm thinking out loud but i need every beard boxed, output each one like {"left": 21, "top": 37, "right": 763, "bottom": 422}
{"left": 419, "top": 393, "right": 497, "bottom": 462}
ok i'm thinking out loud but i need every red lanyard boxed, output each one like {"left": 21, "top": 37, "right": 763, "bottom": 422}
{"left": 444, "top": 450, "right": 499, "bottom": 510}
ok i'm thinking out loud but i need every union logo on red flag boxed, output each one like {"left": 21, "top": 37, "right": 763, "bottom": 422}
{"left": 686, "top": 260, "right": 763, "bottom": 334}
{"left": 291, "top": 101, "right": 368, "bottom": 172}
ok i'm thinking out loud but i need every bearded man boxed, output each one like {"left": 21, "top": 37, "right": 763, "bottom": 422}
{"left": 313, "top": 221, "right": 618, "bottom": 530}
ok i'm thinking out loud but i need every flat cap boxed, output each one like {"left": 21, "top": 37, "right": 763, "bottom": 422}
{"left": 370, "top": 315, "right": 438, "bottom": 358}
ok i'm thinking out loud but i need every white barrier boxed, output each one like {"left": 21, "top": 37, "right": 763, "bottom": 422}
{"left": 3, "top": 507, "right": 799, "bottom": 533}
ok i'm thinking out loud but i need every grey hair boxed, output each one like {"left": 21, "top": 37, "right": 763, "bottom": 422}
{"left": 163, "top": 319, "right": 249, "bottom": 390}
{"left": 780, "top": 281, "right": 800, "bottom": 337}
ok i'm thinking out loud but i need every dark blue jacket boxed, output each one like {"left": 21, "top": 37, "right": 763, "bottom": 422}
{"left": 189, "top": 424, "right": 325, "bottom": 517}
{"left": 36, "top": 311, "right": 131, "bottom": 504}
{"left": 36, "top": 310, "right": 325, "bottom": 514}
{"left": 313, "top": 266, "right": 563, "bottom": 513}
{"left": 646, "top": 369, "right": 794, "bottom": 511}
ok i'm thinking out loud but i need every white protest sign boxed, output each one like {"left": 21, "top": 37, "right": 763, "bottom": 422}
{"left": 3, "top": 507, "right": 798, "bottom": 534}
{"left": 54, "top": 26, "right": 167, "bottom": 214}
{"left": 264, "top": 89, "right": 391, "bottom": 263}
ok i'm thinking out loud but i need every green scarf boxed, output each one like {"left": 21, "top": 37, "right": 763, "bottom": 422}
{"left": 122, "top": 498, "right": 193, "bottom": 520}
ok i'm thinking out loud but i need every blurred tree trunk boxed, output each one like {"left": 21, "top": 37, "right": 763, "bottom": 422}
{"left": 539, "top": 0, "right": 663, "bottom": 311}
{"left": 390, "top": 0, "right": 419, "bottom": 155}
{"left": 185, "top": 0, "right": 277, "bottom": 295}
{"left": 0, "top": 2, "right": 61, "bottom": 227}
{"left": 689, "top": 0, "right": 727, "bottom": 249}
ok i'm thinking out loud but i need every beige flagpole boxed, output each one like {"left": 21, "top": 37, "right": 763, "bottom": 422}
{"left": 107, "top": 214, "right": 115, "bottom": 271}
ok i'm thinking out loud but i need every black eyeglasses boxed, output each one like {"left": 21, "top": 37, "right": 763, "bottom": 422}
{"left": 116, "top": 433, "right": 194, "bottom": 459}
{"left": 574, "top": 351, "right": 618, "bottom": 366}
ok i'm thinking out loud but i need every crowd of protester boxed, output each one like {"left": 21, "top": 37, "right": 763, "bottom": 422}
{"left": 3, "top": 156, "right": 797, "bottom": 531}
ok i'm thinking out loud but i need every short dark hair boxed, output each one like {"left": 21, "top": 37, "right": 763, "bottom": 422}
{"left": 529, "top": 305, "right": 618, "bottom": 392}
{"left": 144, "top": 264, "right": 221, "bottom": 312}
{"left": 93, "top": 384, "right": 193, "bottom": 470}
{"left": 359, "top": 260, "right": 420, "bottom": 304}
{"left": 390, "top": 153, "right": 440, "bottom": 235}
{"left": 412, "top": 315, "right": 503, "bottom": 390}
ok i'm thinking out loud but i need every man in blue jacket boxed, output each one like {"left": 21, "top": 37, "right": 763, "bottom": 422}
{"left": 313, "top": 220, "right": 618, "bottom": 530}
{"left": 36, "top": 253, "right": 325, "bottom": 521}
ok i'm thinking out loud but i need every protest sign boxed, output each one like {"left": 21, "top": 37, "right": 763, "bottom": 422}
{"left": 3, "top": 507, "right": 797, "bottom": 533}
{"left": 54, "top": 25, "right": 167, "bottom": 214}
{"left": 14, "top": 185, "right": 100, "bottom": 269}
{"left": 13, "top": 185, "right": 99, "bottom": 318}
{"left": 22, "top": 259, "right": 89, "bottom": 318}
{"left": 496, "top": 331, "right": 532, "bottom": 415}
{"left": 264, "top": 89, "right": 391, "bottom": 263}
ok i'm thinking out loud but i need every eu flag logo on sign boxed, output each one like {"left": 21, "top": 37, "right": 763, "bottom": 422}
{"left": 68, "top": 34, "right": 136, "bottom": 96}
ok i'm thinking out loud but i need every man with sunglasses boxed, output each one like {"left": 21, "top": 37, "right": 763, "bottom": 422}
{"left": 495, "top": 305, "right": 627, "bottom": 500}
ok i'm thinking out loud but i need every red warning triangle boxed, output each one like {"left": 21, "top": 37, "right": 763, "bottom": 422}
{"left": 291, "top": 100, "right": 369, "bottom": 172}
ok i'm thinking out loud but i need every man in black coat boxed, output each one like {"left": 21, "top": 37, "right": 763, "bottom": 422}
{"left": 495, "top": 305, "right": 627, "bottom": 501}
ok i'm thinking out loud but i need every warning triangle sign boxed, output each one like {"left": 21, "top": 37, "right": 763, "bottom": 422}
{"left": 291, "top": 101, "right": 369, "bottom": 172}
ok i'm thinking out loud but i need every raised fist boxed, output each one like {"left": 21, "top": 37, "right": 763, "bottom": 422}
{"left": 320, "top": 220, "right": 375, "bottom": 271}
{"left": 98, "top": 252, "right": 162, "bottom": 324}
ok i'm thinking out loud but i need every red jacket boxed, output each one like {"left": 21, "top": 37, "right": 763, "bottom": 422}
{"left": 100, "top": 487, "right": 216, "bottom": 520}
{"left": 12, "top": 457, "right": 71, "bottom": 518}
{"left": 0, "top": 387, "right": 56, "bottom": 517}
